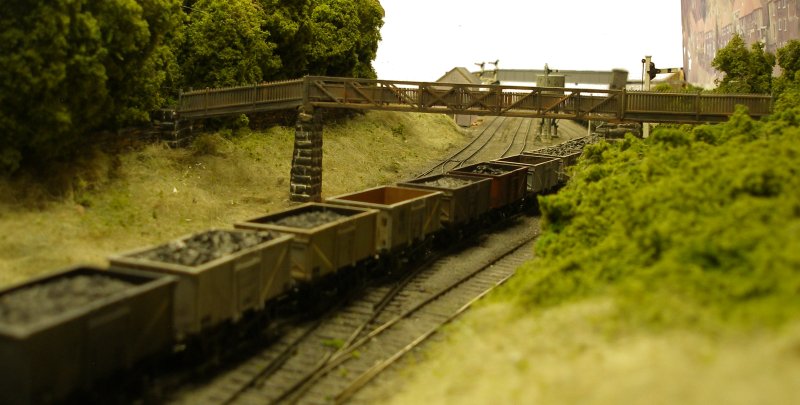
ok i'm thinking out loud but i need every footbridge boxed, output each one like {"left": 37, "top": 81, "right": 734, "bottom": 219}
{"left": 176, "top": 76, "right": 772, "bottom": 124}
{"left": 173, "top": 76, "right": 772, "bottom": 203}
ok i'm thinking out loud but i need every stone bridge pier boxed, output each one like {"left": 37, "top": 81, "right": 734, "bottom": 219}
{"left": 290, "top": 109, "right": 323, "bottom": 202}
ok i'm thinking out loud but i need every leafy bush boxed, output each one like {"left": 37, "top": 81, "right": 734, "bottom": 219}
{"left": 505, "top": 106, "right": 800, "bottom": 330}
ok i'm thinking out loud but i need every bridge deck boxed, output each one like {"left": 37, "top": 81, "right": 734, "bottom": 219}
{"left": 176, "top": 76, "right": 772, "bottom": 124}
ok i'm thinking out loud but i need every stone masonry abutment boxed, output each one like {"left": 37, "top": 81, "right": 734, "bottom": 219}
{"left": 290, "top": 109, "right": 323, "bottom": 202}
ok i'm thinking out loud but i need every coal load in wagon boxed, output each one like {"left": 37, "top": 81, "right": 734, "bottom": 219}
{"left": 135, "top": 229, "right": 275, "bottom": 267}
{"left": 0, "top": 275, "right": 131, "bottom": 327}
{"left": 463, "top": 164, "right": 512, "bottom": 175}
{"left": 420, "top": 176, "right": 477, "bottom": 189}
{"left": 269, "top": 210, "right": 348, "bottom": 229}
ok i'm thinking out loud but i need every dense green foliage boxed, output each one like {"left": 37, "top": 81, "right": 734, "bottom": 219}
{"left": 503, "top": 92, "right": 800, "bottom": 330}
{"left": 307, "top": 0, "right": 384, "bottom": 78}
{"left": 179, "top": 0, "right": 383, "bottom": 86}
{"left": 0, "top": 0, "right": 183, "bottom": 172}
{"left": 0, "top": 0, "right": 384, "bottom": 174}
{"left": 180, "top": 0, "right": 280, "bottom": 88}
{"left": 712, "top": 34, "right": 776, "bottom": 94}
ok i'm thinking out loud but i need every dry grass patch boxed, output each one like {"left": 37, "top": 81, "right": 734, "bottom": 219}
{"left": 369, "top": 301, "right": 800, "bottom": 405}
{"left": 0, "top": 111, "right": 464, "bottom": 286}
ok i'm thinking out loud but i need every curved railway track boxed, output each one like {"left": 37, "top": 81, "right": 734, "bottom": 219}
{"left": 501, "top": 117, "right": 535, "bottom": 158}
{"left": 164, "top": 213, "right": 539, "bottom": 405}
{"left": 417, "top": 117, "right": 567, "bottom": 178}
{"left": 166, "top": 261, "right": 426, "bottom": 404}
{"left": 159, "top": 118, "right": 586, "bottom": 405}
{"left": 279, "top": 217, "right": 539, "bottom": 405}
{"left": 165, "top": 213, "right": 539, "bottom": 405}
{"left": 416, "top": 116, "right": 508, "bottom": 177}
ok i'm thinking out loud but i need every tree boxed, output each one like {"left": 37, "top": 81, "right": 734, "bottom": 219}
{"left": 260, "top": 0, "right": 313, "bottom": 80}
{"left": 777, "top": 40, "right": 800, "bottom": 81}
{"left": 307, "top": 0, "right": 384, "bottom": 78}
{"left": 772, "top": 39, "right": 800, "bottom": 97}
{"left": 711, "top": 34, "right": 775, "bottom": 94}
{"left": 0, "top": 0, "right": 183, "bottom": 173}
{"left": 180, "top": 0, "right": 280, "bottom": 88}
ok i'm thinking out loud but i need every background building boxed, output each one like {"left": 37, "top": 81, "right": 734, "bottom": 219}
{"left": 682, "top": 0, "right": 800, "bottom": 86}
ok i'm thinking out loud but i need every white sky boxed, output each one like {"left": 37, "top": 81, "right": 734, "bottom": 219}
{"left": 374, "top": 0, "right": 684, "bottom": 83}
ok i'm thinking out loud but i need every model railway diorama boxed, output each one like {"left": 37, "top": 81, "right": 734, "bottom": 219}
{"left": 0, "top": 138, "right": 591, "bottom": 404}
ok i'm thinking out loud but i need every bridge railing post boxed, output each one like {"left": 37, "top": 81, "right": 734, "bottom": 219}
{"left": 695, "top": 91, "right": 701, "bottom": 121}
{"left": 302, "top": 76, "right": 312, "bottom": 112}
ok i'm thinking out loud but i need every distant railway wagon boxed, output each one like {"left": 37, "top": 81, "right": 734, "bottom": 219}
{"left": 397, "top": 175, "right": 491, "bottom": 227}
{"left": 0, "top": 266, "right": 175, "bottom": 405}
{"left": 448, "top": 162, "right": 528, "bottom": 210}
{"left": 326, "top": 186, "right": 443, "bottom": 253}
{"left": 493, "top": 154, "right": 561, "bottom": 194}
{"left": 235, "top": 203, "right": 378, "bottom": 283}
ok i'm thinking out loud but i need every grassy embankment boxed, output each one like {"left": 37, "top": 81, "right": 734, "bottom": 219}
{"left": 0, "top": 111, "right": 465, "bottom": 287}
{"left": 374, "top": 105, "right": 800, "bottom": 403}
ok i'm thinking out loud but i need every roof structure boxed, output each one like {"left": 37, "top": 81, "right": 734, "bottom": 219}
{"left": 436, "top": 67, "right": 483, "bottom": 84}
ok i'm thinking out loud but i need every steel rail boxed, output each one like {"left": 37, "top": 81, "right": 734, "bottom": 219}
{"left": 279, "top": 227, "right": 538, "bottom": 404}
{"left": 263, "top": 252, "right": 444, "bottom": 405}
{"left": 451, "top": 117, "right": 516, "bottom": 169}
{"left": 499, "top": 117, "right": 528, "bottom": 158}
{"left": 415, "top": 116, "right": 505, "bottom": 178}
{"left": 335, "top": 271, "right": 518, "bottom": 404}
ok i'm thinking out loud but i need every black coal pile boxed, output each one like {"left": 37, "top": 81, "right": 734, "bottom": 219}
{"left": 271, "top": 210, "right": 347, "bottom": 229}
{"left": 530, "top": 136, "right": 599, "bottom": 156}
{"left": 0, "top": 275, "right": 132, "bottom": 326}
{"left": 467, "top": 164, "right": 509, "bottom": 175}
{"left": 137, "top": 230, "right": 274, "bottom": 267}
{"left": 420, "top": 176, "right": 476, "bottom": 188}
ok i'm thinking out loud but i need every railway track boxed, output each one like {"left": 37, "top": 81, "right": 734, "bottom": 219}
{"left": 281, "top": 217, "right": 539, "bottom": 405}
{"left": 160, "top": 117, "right": 571, "bottom": 404}
{"left": 501, "top": 118, "right": 535, "bottom": 158}
{"left": 417, "top": 117, "right": 581, "bottom": 178}
{"left": 170, "top": 213, "right": 538, "bottom": 404}
{"left": 417, "top": 116, "right": 509, "bottom": 177}
{"left": 165, "top": 213, "right": 539, "bottom": 405}
{"left": 166, "top": 262, "right": 424, "bottom": 404}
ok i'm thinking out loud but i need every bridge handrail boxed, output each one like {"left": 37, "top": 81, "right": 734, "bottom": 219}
{"left": 178, "top": 79, "right": 305, "bottom": 116}
{"left": 174, "top": 76, "right": 773, "bottom": 122}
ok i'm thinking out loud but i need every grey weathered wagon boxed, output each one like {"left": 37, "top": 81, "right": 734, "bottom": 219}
{"left": 109, "top": 229, "right": 293, "bottom": 340}
{"left": 492, "top": 154, "right": 561, "bottom": 194}
{"left": 397, "top": 175, "right": 491, "bottom": 226}
{"left": 0, "top": 266, "right": 176, "bottom": 405}
{"left": 235, "top": 203, "right": 378, "bottom": 283}
{"left": 326, "top": 186, "right": 443, "bottom": 253}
